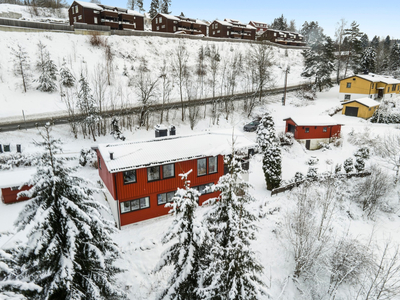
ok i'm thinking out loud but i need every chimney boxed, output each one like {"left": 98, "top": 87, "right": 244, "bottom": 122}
{"left": 109, "top": 152, "right": 114, "bottom": 160}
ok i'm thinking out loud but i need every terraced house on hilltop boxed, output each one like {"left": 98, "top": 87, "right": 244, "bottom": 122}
{"left": 339, "top": 73, "right": 400, "bottom": 101}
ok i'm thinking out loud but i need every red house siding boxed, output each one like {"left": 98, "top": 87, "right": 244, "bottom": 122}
{"left": 1, "top": 185, "right": 31, "bottom": 204}
{"left": 97, "top": 152, "right": 224, "bottom": 226}
{"left": 285, "top": 119, "right": 341, "bottom": 139}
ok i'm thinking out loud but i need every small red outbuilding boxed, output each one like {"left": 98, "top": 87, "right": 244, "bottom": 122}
{"left": 283, "top": 116, "right": 342, "bottom": 150}
{"left": 0, "top": 168, "right": 34, "bottom": 204}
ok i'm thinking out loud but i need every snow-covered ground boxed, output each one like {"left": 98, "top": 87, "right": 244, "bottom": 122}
{"left": 2, "top": 23, "right": 400, "bottom": 299}
{"left": 0, "top": 3, "right": 68, "bottom": 23}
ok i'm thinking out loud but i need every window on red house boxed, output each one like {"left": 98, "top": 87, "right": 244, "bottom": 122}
{"left": 120, "top": 196, "right": 150, "bottom": 213}
{"left": 157, "top": 191, "right": 175, "bottom": 205}
{"left": 323, "top": 127, "right": 327, "bottom": 132}
{"left": 148, "top": 166, "right": 160, "bottom": 181}
{"left": 209, "top": 157, "right": 218, "bottom": 174}
{"left": 123, "top": 170, "right": 136, "bottom": 184}
{"left": 163, "top": 163, "right": 175, "bottom": 179}
{"left": 305, "top": 128, "right": 310, "bottom": 133}
{"left": 197, "top": 158, "right": 207, "bottom": 176}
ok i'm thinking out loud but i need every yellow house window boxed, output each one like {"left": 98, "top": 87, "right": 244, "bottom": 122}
{"left": 346, "top": 83, "right": 351, "bottom": 88}
{"left": 392, "top": 84, "right": 397, "bottom": 91}
{"left": 388, "top": 87, "right": 390, "bottom": 93}
{"left": 371, "top": 83, "right": 374, "bottom": 89}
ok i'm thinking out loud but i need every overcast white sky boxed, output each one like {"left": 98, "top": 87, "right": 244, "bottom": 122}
{"left": 69, "top": 0, "right": 400, "bottom": 40}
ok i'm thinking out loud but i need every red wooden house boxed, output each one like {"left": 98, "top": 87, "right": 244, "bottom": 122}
{"left": 94, "top": 132, "right": 254, "bottom": 227}
{"left": 249, "top": 21, "right": 268, "bottom": 34}
{"left": 69, "top": 1, "right": 144, "bottom": 31}
{"left": 260, "top": 29, "right": 306, "bottom": 46}
{"left": 209, "top": 19, "right": 256, "bottom": 40}
{"left": 152, "top": 13, "right": 208, "bottom": 35}
{"left": 0, "top": 168, "right": 35, "bottom": 204}
{"left": 283, "top": 116, "right": 342, "bottom": 150}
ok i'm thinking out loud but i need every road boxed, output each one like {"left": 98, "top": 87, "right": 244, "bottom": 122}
{"left": 0, "top": 84, "right": 304, "bottom": 132}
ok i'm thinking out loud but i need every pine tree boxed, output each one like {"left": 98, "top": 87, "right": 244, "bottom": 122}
{"left": 371, "top": 36, "right": 380, "bottom": 49}
{"left": 11, "top": 44, "right": 31, "bottom": 93}
{"left": 270, "top": 14, "right": 288, "bottom": 31}
{"left": 148, "top": 0, "right": 159, "bottom": 18}
{"left": 257, "top": 111, "right": 282, "bottom": 190}
{"left": 160, "top": 0, "right": 170, "bottom": 14}
{"left": 343, "top": 21, "right": 363, "bottom": 75}
{"left": 0, "top": 248, "right": 41, "bottom": 299}
{"left": 389, "top": 42, "right": 400, "bottom": 74}
{"left": 77, "top": 73, "right": 101, "bottom": 141}
{"left": 360, "top": 33, "right": 369, "bottom": 50}
{"left": 301, "top": 27, "right": 335, "bottom": 92}
{"left": 359, "top": 47, "right": 377, "bottom": 73}
{"left": 36, "top": 52, "right": 58, "bottom": 93}
{"left": 59, "top": 58, "right": 75, "bottom": 88}
{"left": 154, "top": 170, "right": 207, "bottom": 300}
{"left": 13, "top": 124, "right": 125, "bottom": 300}
{"left": 200, "top": 153, "right": 266, "bottom": 299}
{"left": 343, "top": 158, "right": 354, "bottom": 174}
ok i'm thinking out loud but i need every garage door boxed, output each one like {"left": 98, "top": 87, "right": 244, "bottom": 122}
{"left": 345, "top": 106, "right": 359, "bottom": 117}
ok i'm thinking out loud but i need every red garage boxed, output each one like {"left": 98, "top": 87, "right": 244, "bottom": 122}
{"left": 284, "top": 116, "right": 342, "bottom": 150}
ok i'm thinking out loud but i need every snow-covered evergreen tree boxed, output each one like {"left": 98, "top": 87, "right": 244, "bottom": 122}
{"left": 154, "top": 170, "right": 208, "bottom": 300}
{"left": 13, "top": 124, "right": 125, "bottom": 300}
{"left": 389, "top": 42, "right": 400, "bottom": 75}
{"left": 160, "top": 0, "right": 170, "bottom": 14}
{"left": 36, "top": 52, "right": 57, "bottom": 93}
{"left": 359, "top": 47, "right": 376, "bottom": 73}
{"left": 77, "top": 73, "right": 101, "bottom": 141}
{"left": 257, "top": 112, "right": 282, "bottom": 190}
{"left": 200, "top": 153, "right": 266, "bottom": 299}
{"left": 301, "top": 30, "right": 335, "bottom": 92}
{"left": 343, "top": 21, "right": 363, "bottom": 75}
{"left": 11, "top": 44, "right": 31, "bottom": 93}
{"left": 59, "top": 59, "right": 75, "bottom": 88}
{"left": 343, "top": 158, "right": 354, "bottom": 174}
{"left": 148, "top": 0, "right": 159, "bottom": 18}
{"left": 0, "top": 248, "right": 41, "bottom": 300}
{"left": 354, "top": 157, "right": 365, "bottom": 173}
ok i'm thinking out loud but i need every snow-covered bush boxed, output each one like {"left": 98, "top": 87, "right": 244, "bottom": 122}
{"left": 0, "top": 153, "right": 40, "bottom": 170}
{"left": 348, "top": 127, "right": 379, "bottom": 148}
{"left": 78, "top": 148, "right": 97, "bottom": 167}
{"left": 307, "top": 156, "right": 319, "bottom": 166}
{"left": 354, "top": 146, "right": 370, "bottom": 159}
{"left": 343, "top": 158, "right": 354, "bottom": 174}
{"left": 295, "top": 83, "right": 316, "bottom": 102}
{"left": 354, "top": 157, "right": 365, "bottom": 173}
{"left": 307, "top": 167, "right": 318, "bottom": 181}
{"left": 278, "top": 131, "right": 294, "bottom": 146}
{"left": 370, "top": 99, "right": 400, "bottom": 124}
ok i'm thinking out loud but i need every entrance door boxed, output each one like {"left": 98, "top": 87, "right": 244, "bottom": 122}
{"left": 288, "top": 123, "right": 295, "bottom": 134}
{"left": 305, "top": 140, "right": 310, "bottom": 150}
{"left": 378, "top": 89, "right": 383, "bottom": 98}
{"left": 345, "top": 106, "right": 359, "bottom": 117}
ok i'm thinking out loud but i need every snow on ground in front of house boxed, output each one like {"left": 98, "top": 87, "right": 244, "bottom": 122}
{"left": 0, "top": 3, "right": 68, "bottom": 23}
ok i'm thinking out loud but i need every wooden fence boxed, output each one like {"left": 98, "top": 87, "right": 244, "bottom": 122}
{"left": 271, "top": 171, "right": 372, "bottom": 196}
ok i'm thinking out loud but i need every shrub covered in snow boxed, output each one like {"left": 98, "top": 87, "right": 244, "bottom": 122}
{"left": 343, "top": 158, "right": 354, "bottom": 174}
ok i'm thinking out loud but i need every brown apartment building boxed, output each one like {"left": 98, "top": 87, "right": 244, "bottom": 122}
{"left": 152, "top": 13, "right": 208, "bottom": 35}
{"left": 69, "top": 1, "right": 144, "bottom": 30}
{"left": 260, "top": 29, "right": 306, "bottom": 46}
{"left": 209, "top": 19, "right": 256, "bottom": 40}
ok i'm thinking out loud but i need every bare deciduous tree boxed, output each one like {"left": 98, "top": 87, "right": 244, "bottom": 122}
{"left": 171, "top": 41, "right": 189, "bottom": 121}
{"left": 159, "top": 59, "right": 173, "bottom": 124}
{"left": 11, "top": 44, "right": 31, "bottom": 93}
{"left": 250, "top": 42, "right": 274, "bottom": 103}
{"left": 375, "top": 133, "right": 400, "bottom": 183}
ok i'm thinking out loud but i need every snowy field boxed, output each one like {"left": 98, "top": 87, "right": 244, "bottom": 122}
{"left": 1, "top": 21, "right": 400, "bottom": 299}
{"left": 0, "top": 4, "right": 68, "bottom": 23}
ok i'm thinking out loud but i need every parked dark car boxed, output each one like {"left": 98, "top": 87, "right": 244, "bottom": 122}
{"left": 243, "top": 120, "right": 260, "bottom": 132}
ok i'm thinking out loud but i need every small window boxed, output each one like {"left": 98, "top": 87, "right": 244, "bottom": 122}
{"left": 323, "top": 127, "right": 327, "bottom": 132}
{"left": 274, "top": 33, "right": 276, "bottom": 36}
{"left": 78, "top": 15, "right": 82, "bottom": 20}
{"left": 346, "top": 82, "right": 351, "bottom": 88}
{"left": 196, "top": 183, "right": 214, "bottom": 195}
{"left": 305, "top": 128, "right": 310, "bottom": 133}
{"left": 212, "top": 24, "right": 214, "bottom": 29}
{"left": 388, "top": 87, "right": 390, "bottom": 93}
{"left": 371, "top": 83, "right": 374, "bottom": 89}
{"left": 120, "top": 196, "right": 150, "bottom": 213}
{"left": 121, "top": 201, "right": 131, "bottom": 213}
{"left": 215, "top": 23, "right": 218, "bottom": 29}
{"left": 344, "top": 94, "right": 351, "bottom": 100}
{"left": 217, "top": 30, "right": 220, "bottom": 33}
{"left": 134, "top": 23, "right": 136, "bottom": 28}
{"left": 72, "top": 6, "right": 75, "bottom": 14}
{"left": 159, "top": 17, "right": 162, "bottom": 23}
{"left": 123, "top": 170, "right": 136, "bottom": 184}
{"left": 73, "top": 17, "right": 76, "bottom": 23}
{"left": 369, "top": 108, "right": 371, "bottom": 111}
{"left": 156, "top": 26, "right": 159, "bottom": 30}
{"left": 227, "top": 31, "right": 230, "bottom": 35}
{"left": 173, "top": 26, "right": 176, "bottom": 31}
{"left": 209, "top": 156, "right": 218, "bottom": 174}
{"left": 94, "top": 17, "right": 98, "bottom": 24}
{"left": 162, "top": 24, "right": 165, "bottom": 28}
{"left": 75, "top": 5, "right": 79, "bottom": 13}
{"left": 148, "top": 166, "right": 160, "bottom": 181}
{"left": 197, "top": 158, "right": 207, "bottom": 176}
{"left": 157, "top": 191, "right": 175, "bottom": 205}
{"left": 393, "top": 84, "right": 397, "bottom": 91}
{"left": 156, "top": 18, "right": 158, "bottom": 24}
{"left": 131, "top": 199, "right": 140, "bottom": 211}
{"left": 163, "top": 163, "right": 175, "bottom": 179}
{"left": 213, "top": 31, "right": 215, "bottom": 35}
{"left": 11, "top": 186, "right": 20, "bottom": 191}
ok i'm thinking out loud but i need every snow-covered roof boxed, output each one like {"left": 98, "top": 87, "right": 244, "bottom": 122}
{"left": 74, "top": 1, "right": 102, "bottom": 11}
{"left": 158, "top": 13, "right": 180, "bottom": 21}
{"left": 0, "top": 168, "right": 36, "bottom": 189}
{"left": 126, "top": 9, "right": 144, "bottom": 17}
{"left": 352, "top": 73, "right": 400, "bottom": 84}
{"left": 249, "top": 21, "right": 268, "bottom": 26}
{"left": 196, "top": 19, "right": 208, "bottom": 26}
{"left": 214, "top": 19, "right": 233, "bottom": 27}
{"left": 284, "top": 116, "right": 342, "bottom": 126}
{"left": 342, "top": 97, "right": 380, "bottom": 108}
{"left": 246, "top": 24, "right": 256, "bottom": 30}
{"left": 97, "top": 131, "right": 256, "bottom": 173}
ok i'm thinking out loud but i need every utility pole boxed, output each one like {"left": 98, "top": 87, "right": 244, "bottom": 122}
{"left": 283, "top": 66, "right": 290, "bottom": 106}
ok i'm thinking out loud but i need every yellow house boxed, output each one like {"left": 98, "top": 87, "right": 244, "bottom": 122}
{"left": 339, "top": 73, "right": 400, "bottom": 101}
{"left": 342, "top": 97, "right": 380, "bottom": 119}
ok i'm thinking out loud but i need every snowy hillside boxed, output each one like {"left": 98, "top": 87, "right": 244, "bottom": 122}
{"left": 0, "top": 29, "right": 305, "bottom": 120}
{"left": 0, "top": 3, "right": 68, "bottom": 23}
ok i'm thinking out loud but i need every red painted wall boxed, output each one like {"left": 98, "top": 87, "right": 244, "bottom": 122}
{"left": 1, "top": 185, "right": 31, "bottom": 204}
{"left": 285, "top": 119, "right": 341, "bottom": 140}
{"left": 97, "top": 150, "right": 116, "bottom": 199}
